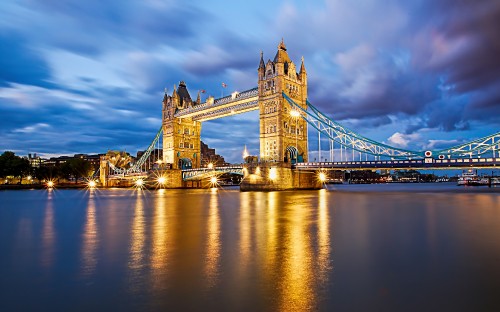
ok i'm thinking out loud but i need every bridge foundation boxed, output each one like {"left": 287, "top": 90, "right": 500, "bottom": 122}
{"left": 240, "top": 162, "right": 321, "bottom": 191}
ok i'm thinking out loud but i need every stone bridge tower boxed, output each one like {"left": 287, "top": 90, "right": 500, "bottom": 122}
{"left": 258, "top": 39, "right": 308, "bottom": 163}
{"left": 162, "top": 81, "right": 202, "bottom": 169}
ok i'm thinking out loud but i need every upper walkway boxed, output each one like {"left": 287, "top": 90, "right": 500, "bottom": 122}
{"left": 174, "top": 87, "right": 258, "bottom": 122}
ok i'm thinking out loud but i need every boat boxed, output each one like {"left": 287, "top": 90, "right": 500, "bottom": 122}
{"left": 457, "top": 170, "right": 483, "bottom": 186}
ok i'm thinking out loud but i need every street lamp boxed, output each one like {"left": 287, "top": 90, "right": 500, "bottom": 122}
{"left": 290, "top": 109, "right": 300, "bottom": 163}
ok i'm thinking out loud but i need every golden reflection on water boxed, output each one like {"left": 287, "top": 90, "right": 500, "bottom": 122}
{"left": 317, "top": 189, "right": 331, "bottom": 283}
{"left": 204, "top": 189, "right": 220, "bottom": 288}
{"left": 41, "top": 190, "right": 55, "bottom": 268}
{"left": 239, "top": 191, "right": 251, "bottom": 271}
{"left": 129, "top": 191, "right": 146, "bottom": 287}
{"left": 152, "top": 190, "right": 168, "bottom": 271}
{"left": 81, "top": 191, "right": 98, "bottom": 276}
{"left": 278, "top": 195, "right": 315, "bottom": 311}
{"left": 266, "top": 192, "right": 278, "bottom": 266}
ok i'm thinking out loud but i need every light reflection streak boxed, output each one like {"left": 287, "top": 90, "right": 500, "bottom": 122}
{"left": 81, "top": 191, "right": 98, "bottom": 276}
{"left": 239, "top": 192, "right": 251, "bottom": 271}
{"left": 41, "top": 190, "right": 55, "bottom": 268}
{"left": 128, "top": 191, "right": 146, "bottom": 292}
{"left": 152, "top": 190, "right": 168, "bottom": 271}
{"left": 266, "top": 192, "right": 278, "bottom": 266}
{"left": 204, "top": 190, "right": 220, "bottom": 288}
{"left": 279, "top": 196, "right": 314, "bottom": 311}
{"left": 317, "top": 189, "right": 331, "bottom": 283}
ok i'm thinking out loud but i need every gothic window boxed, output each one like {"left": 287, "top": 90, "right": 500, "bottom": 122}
{"left": 274, "top": 125, "right": 277, "bottom": 132}
{"left": 190, "top": 143, "right": 194, "bottom": 149}
{"left": 180, "top": 142, "right": 184, "bottom": 148}
{"left": 284, "top": 121, "right": 288, "bottom": 129}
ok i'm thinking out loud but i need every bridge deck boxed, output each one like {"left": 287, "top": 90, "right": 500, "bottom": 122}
{"left": 175, "top": 88, "right": 258, "bottom": 121}
{"left": 296, "top": 158, "right": 500, "bottom": 170}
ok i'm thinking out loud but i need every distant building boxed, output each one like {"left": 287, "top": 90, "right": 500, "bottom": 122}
{"left": 136, "top": 148, "right": 163, "bottom": 170}
{"left": 27, "top": 153, "right": 44, "bottom": 168}
{"left": 200, "top": 141, "right": 229, "bottom": 167}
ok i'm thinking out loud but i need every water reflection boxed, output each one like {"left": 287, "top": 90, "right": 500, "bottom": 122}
{"left": 81, "top": 191, "right": 98, "bottom": 276}
{"left": 204, "top": 189, "right": 220, "bottom": 288}
{"left": 239, "top": 191, "right": 251, "bottom": 271}
{"left": 41, "top": 190, "right": 55, "bottom": 268}
{"left": 152, "top": 190, "right": 168, "bottom": 271}
{"left": 278, "top": 194, "right": 315, "bottom": 311}
{"left": 317, "top": 189, "right": 331, "bottom": 283}
{"left": 129, "top": 191, "right": 146, "bottom": 292}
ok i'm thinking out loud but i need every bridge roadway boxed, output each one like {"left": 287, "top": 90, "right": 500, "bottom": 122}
{"left": 295, "top": 157, "right": 500, "bottom": 170}
{"left": 180, "top": 157, "right": 499, "bottom": 180}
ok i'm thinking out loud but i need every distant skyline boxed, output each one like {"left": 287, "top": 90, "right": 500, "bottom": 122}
{"left": 1, "top": 0, "right": 499, "bottom": 163}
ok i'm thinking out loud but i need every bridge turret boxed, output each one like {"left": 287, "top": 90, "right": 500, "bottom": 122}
{"left": 162, "top": 81, "right": 202, "bottom": 169}
{"left": 258, "top": 39, "right": 308, "bottom": 163}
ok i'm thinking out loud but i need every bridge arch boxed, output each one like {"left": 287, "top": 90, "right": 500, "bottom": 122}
{"left": 178, "top": 158, "right": 193, "bottom": 169}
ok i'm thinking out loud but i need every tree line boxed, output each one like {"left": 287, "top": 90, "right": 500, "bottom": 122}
{"left": 0, "top": 151, "right": 95, "bottom": 184}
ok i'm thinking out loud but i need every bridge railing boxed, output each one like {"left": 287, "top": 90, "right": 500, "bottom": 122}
{"left": 175, "top": 87, "right": 258, "bottom": 117}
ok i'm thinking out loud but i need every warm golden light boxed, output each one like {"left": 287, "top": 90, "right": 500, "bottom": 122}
{"left": 318, "top": 172, "right": 327, "bottom": 182}
{"left": 135, "top": 179, "right": 144, "bottom": 187}
{"left": 242, "top": 145, "right": 249, "bottom": 159}
{"left": 88, "top": 180, "right": 97, "bottom": 188}
{"left": 269, "top": 167, "right": 277, "bottom": 180}
{"left": 208, "top": 163, "right": 214, "bottom": 169}
{"left": 290, "top": 109, "right": 300, "bottom": 117}
{"left": 46, "top": 181, "right": 54, "bottom": 188}
{"left": 157, "top": 176, "right": 166, "bottom": 185}
{"left": 210, "top": 176, "right": 218, "bottom": 184}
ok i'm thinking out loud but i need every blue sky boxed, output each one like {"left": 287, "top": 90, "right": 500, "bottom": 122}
{"left": 1, "top": 0, "right": 499, "bottom": 163}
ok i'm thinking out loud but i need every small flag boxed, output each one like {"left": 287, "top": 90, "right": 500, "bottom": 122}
{"left": 222, "top": 82, "right": 227, "bottom": 88}
{"left": 200, "top": 89, "right": 206, "bottom": 93}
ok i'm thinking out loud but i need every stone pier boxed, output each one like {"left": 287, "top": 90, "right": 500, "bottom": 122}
{"left": 240, "top": 162, "right": 322, "bottom": 191}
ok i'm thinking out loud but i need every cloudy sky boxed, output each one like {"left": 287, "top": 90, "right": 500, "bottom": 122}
{"left": 1, "top": 0, "right": 499, "bottom": 163}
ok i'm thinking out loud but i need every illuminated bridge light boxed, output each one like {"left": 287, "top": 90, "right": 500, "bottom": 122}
{"left": 46, "top": 181, "right": 54, "bottom": 188}
{"left": 88, "top": 180, "right": 97, "bottom": 188}
{"left": 318, "top": 172, "right": 327, "bottom": 182}
{"left": 135, "top": 179, "right": 144, "bottom": 187}
{"left": 269, "top": 167, "right": 277, "bottom": 180}
{"left": 157, "top": 176, "right": 166, "bottom": 185}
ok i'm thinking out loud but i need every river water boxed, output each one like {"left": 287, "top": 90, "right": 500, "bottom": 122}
{"left": 0, "top": 184, "right": 499, "bottom": 311}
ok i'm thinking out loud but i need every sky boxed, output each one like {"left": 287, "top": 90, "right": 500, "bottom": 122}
{"left": 1, "top": 0, "right": 499, "bottom": 163}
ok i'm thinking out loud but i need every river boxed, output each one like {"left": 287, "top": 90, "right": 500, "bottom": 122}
{"left": 0, "top": 183, "right": 499, "bottom": 311}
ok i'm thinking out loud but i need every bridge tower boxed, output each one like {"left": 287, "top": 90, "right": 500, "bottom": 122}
{"left": 162, "top": 81, "right": 202, "bottom": 169}
{"left": 258, "top": 39, "right": 308, "bottom": 163}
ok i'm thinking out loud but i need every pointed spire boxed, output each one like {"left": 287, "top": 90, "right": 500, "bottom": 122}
{"left": 259, "top": 50, "right": 265, "bottom": 69}
{"left": 196, "top": 91, "right": 201, "bottom": 104}
{"left": 278, "top": 38, "right": 287, "bottom": 51}
{"left": 243, "top": 145, "right": 249, "bottom": 159}
{"left": 300, "top": 56, "right": 306, "bottom": 74}
{"left": 172, "top": 84, "right": 178, "bottom": 98}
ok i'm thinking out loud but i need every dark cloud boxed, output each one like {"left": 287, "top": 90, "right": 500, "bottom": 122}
{"left": 1, "top": 0, "right": 499, "bottom": 162}
{"left": 0, "top": 32, "right": 51, "bottom": 87}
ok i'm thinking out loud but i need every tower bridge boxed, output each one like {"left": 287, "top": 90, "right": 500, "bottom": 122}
{"left": 100, "top": 39, "right": 500, "bottom": 190}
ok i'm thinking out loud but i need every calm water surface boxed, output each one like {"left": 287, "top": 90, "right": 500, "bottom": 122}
{"left": 0, "top": 184, "right": 499, "bottom": 311}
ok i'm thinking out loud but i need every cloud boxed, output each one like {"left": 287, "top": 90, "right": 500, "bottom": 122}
{"left": 387, "top": 132, "right": 421, "bottom": 148}
{"left": 12, "top": 123, "right": 51, "bottom": 134}
{"left": 0, "top": 0, "right": 499, "bottom": 163}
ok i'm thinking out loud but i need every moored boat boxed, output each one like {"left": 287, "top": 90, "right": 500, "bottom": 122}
{"left": 457, "top": 170, "right": 482, "bottom": 186}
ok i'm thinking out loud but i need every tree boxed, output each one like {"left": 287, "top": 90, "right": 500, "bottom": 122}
{"left": 0, "top": 151, "right": 30, "bottom": 183}
{"left": 61, "top": 158, "right": 93, "bottom": 183}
